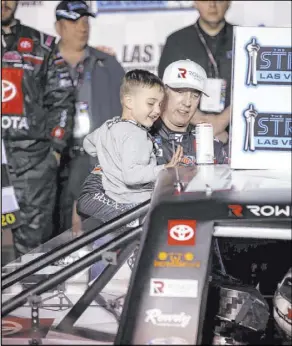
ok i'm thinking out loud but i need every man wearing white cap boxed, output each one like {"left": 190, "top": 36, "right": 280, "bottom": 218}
{"left": 77, "top": 59, "right": 228, "bottom": 222}
{"left": 154, "top": 59, "right": 221, "bottom": 164}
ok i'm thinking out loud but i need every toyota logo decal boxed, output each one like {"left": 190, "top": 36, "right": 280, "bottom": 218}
{"left": 2, "top": 80, "right": 17, "bottom": 102}
{"left": 20, "top": 40, "right": 31, "bottom": 49}
{"left": 169, "top": 224, "right": 194, "bottom": 241}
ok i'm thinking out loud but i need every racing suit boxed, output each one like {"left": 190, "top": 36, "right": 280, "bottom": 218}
{"left": 2, "top": 20, "right": 75, "bottom": 257}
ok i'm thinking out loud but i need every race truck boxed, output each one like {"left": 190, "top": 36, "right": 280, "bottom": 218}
{"left": 2, "top": 165, "right": 291, "bottom": 345}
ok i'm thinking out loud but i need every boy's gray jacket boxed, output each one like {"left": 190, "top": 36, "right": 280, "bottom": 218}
{"left": 83, "top": 118, "right": 165, "bottom": 204}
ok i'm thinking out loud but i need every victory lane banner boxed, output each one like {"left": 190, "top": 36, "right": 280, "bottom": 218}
{"left": 1, "top": 140, "right": 21, "bottom": 231}
{"left": 93, "top": 1, "right": 193, "bottom": 13}
{"left": 245, "top": 38, "right": 291, "bottom": 86}
{"left": 243, "top": 104, "right": 291, "bottom": 152}
{"left": 231, "top": 27, "right": 292, "bottom": 170}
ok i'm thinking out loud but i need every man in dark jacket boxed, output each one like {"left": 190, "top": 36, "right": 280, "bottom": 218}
{"left": 2, "top": 0, "right": 75, "bottom": 257}
{"left": 53, "top": 0, "right": 125, "bottom": 234}
{"left": 77, "top": 59, "right": 228, "bottom": 221}
{"left": 158, "top": 1, "right": 233, "bottom": 142}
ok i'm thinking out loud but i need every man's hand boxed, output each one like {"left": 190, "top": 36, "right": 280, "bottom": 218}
{"left": 96, "top": 45, "right": 116, "bottom": 57}
{"left": 191, "top": 106, "right": 231, "bottom": 136}
{"left": 191, "top": 108, "right": 217, "bottom": 128}
{"left": 216, "top": 131, "right": 229, "bottom": 144}
{"left": 53, "top": 151, "right": 61, "bottom": 166}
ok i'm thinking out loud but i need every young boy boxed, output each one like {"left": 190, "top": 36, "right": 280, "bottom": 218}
{"left": 82, "top": 70, "right": 182, "bottom": 280}
{"left": 83, "top": 69, "right": 182, "bottom": 211}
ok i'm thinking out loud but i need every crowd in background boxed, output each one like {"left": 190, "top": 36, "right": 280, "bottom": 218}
{"left": 2, "top": 0, "right": 233, "bottom": 260}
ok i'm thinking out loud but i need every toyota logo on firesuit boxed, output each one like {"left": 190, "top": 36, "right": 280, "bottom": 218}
{"left": 2, "top": 80, "right": 17, "bottom": 103}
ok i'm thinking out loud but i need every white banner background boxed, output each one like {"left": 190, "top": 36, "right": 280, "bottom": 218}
{"left": 17, "top": 1, "right": 291, "bottom": 75}
{"left": 230, "top": 26, "right": 291, "bottom": 170}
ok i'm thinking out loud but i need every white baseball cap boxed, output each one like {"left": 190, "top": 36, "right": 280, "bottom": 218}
{"left": 163, "top": 59, "right": 209, "bottom": 96}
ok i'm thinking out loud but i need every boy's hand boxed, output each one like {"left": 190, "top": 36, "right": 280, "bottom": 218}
{"left": 165, "top": 145, "right": 183, "bottom": 169}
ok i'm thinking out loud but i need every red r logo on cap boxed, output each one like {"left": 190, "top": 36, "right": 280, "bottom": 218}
{"left": 178, "top": 68, "right": 187, "bottom": 79}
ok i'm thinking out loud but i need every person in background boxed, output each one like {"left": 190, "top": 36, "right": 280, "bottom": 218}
{"left": 53, "top": 0, "right": 125, "bottom": 236}
{"left": 1, "top": 0, "right": 75, "bottom": 257}
{"left": 158, "top": 0, "right": 233, "bottom": 143}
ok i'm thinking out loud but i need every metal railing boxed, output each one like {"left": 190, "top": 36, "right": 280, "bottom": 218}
{"left": 2, "top": 224, "right": 143, "bottom": 317}
{"left": 2, "top": 200, "right": 150, "bottom": 290}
